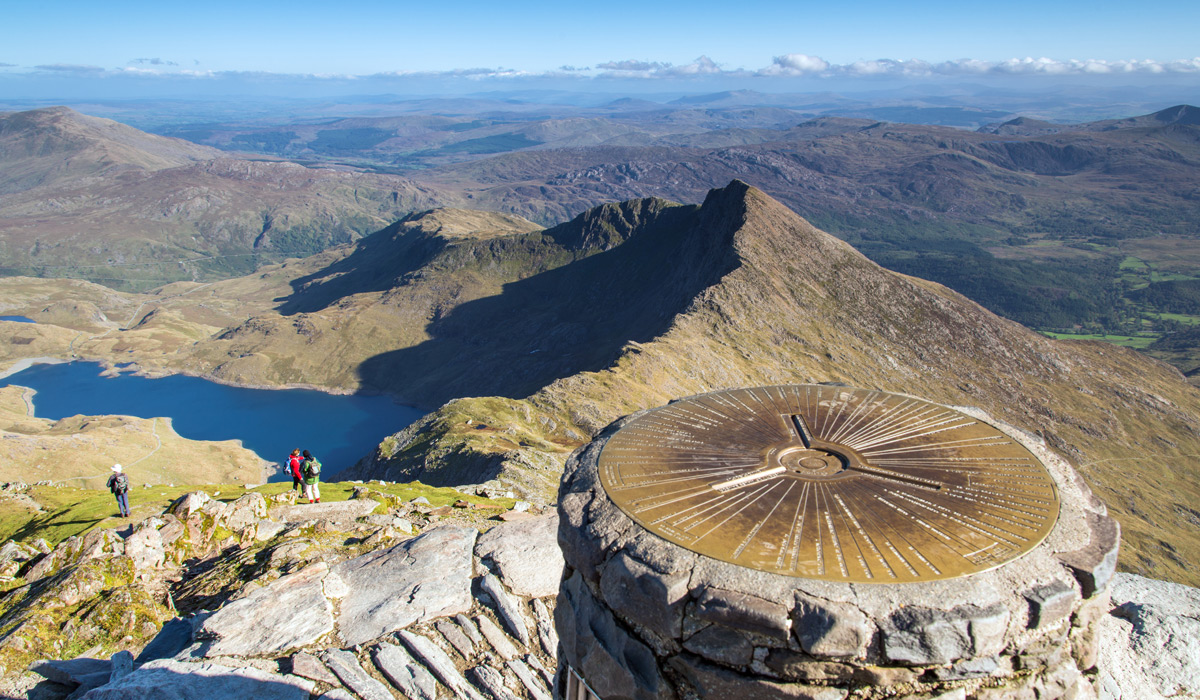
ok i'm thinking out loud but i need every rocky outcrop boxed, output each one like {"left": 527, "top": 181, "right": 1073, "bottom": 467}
{"left": 1097, "top": 573, "right": 1200, "bottom": 699}
{"left": 77, "top": 659, "right": 314, "bottom": 699}
{"left": 195, "top": 562, "right": 335, "bottom": 657}
{"left": 17, "top": 500, "right": 561, "bottom": 700}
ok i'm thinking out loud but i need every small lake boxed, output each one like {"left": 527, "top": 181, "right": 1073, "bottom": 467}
{"left": 0, "top": 316, "right": 35, "bottom": 323}
{"left": 2, "top": 361, "right": 424, "bottom": 479}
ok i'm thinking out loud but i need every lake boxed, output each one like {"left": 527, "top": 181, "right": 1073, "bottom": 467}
{"left": 2, "top": 361, "right": 424, "bottom": 479}
{"left": 0, "top": 316, "right": 35, "bottom": 323}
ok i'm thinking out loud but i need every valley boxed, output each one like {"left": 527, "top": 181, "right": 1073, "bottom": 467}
{"left": 1, "top": 100, "right": 1199, "bottom": 590}
{"left": 3, "top": 103, "right": 1199, "bottom": 379}
{"left": 3, "top": 180, "right": 1199, "bottom": 589}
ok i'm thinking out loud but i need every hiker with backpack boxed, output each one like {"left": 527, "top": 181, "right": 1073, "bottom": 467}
{"left": 106, "top": 463, "right": 131, "bottom": 517}
{"left": 287, "top": 448, "right": 304, "bottom": 493}
{"left": 301, "top": 449, "right": 322, "bottom": 503}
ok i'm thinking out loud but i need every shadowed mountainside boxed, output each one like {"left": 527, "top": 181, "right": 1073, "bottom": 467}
{"left": 2, "top": 182, "right": 1198, "bottom": 586}
{"left": 343, "top": 182, "right": 1200, "bottom": 587}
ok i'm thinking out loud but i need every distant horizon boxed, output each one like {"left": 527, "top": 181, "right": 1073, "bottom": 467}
{"left": 2, "top": 0, "right": 1198, "bottom": 103}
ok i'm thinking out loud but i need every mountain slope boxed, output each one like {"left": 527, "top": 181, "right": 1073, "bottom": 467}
{"left": 0, "top": 107, "right": 452, "bottom": 291}
{"left": 346, "top": 182, "right": 1200, "bottom": 587}
{"left": 0, "top": 106, "right": 220, "bottom": 194}
{"left": 413, "top": 108, "right": 1200, "bottom": 348}
{"left": 3, "top": 183, "right": 1199, "bottom": 586}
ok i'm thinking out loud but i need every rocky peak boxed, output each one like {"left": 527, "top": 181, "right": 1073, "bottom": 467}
{"left": 543, "top": 196, "right": 686, "bottom": 252}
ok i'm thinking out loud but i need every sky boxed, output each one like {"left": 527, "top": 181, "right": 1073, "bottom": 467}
{"left": 2, "top": 0, "right": 1199, "bottom": 99}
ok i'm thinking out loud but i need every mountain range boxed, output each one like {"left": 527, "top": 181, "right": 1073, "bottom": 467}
{"left": 3, "top": 104, "right": 1198, "bottom": 380}
{"left": 2, "top": 181, "right": 1198, "bottom": 587}
{"left": 0, "top": 107, "right": 442, "bottom": 291}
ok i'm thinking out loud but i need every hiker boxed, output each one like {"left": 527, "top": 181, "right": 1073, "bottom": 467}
{"left": 287, "top": 448, "right": 303, "bottom": 493}
{"left": 106, "top": 464, "right": 131, "bottom": 517}
{"left": 301, "top": 449, "right": 322, "bottom": 503}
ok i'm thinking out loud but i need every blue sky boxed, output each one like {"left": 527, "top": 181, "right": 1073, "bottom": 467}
{"left": 2, "top": 0, "right": 1198, "bottom": 98}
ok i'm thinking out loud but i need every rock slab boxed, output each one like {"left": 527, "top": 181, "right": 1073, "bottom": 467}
{"left": 334, "top": 525, "right": 477, "bottom": 646}
{"left": 373, "top": 642, "right": 437, "bottom": 700}
{"left": 78, "top": 659, "right": 314, "bottom": 699}
{"left": 474, "top": 514, "right": 564, "bottom": 598}
{"left": 196, "top": 561, "right": 334, "bottom": 657}
{"left": 322, "top": 649, "right": 394, "bottom": 700}
{"left": 1098, "top": 572, "right": 1200, "bottom": 699}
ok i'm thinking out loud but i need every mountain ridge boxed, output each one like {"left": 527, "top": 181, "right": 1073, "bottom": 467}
{"left": 340, "top": 182, "right": 1200, "bottom": 586}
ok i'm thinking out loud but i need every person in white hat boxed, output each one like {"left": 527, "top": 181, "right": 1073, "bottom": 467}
{"left": 105, "top": 464, "right": 131, "bottom": 517}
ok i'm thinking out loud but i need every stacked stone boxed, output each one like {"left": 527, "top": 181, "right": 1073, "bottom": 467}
{"left": 556, "top": 409, "right": 1120, "bottom": 700}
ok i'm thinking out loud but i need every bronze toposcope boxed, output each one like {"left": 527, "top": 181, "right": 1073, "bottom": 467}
{"left": 598, "top": 385, "right": 1060, "bottom": 582}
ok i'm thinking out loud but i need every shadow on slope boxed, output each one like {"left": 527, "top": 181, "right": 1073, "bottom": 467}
{"left": 355, "top": 184, "right": 754, "bottom": 405}
{"left": 276, "top": 214, "right": 452, "bottom": 314}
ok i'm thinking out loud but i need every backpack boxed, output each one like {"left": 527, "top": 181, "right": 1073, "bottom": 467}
{"left": 113, "top": 473, "right": 129, "bottom": 494}
{"left": 304, "top": 459, "right": 321, "bottom": 478}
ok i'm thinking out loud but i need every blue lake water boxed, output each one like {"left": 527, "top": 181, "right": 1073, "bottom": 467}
{"left": 2, "top": 361, "right": 424, "bottom": 479}
{"left": 0, "top": 316, "right": 35, "bottom": 323}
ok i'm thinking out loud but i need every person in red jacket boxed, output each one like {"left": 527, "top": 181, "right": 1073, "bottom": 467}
{"left": 287, "top": 448, "right": 303, "bottom": 493}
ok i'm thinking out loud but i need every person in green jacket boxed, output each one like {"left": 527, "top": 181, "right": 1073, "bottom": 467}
{"left": 301, "top": 449, "right": 322, "bottom": 503}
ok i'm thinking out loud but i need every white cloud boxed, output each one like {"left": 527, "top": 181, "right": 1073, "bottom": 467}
{"left": 596, "top": 59, "right": 670, "bottom": 72}
{"left": 761, "top": 54, "right": 830, "bottom": 76}
{"left": 12, "top": 55, "right": 1200, "bottom": 88}
{"left": 33, "top": 63, "right": 106, "bottom": 73}
{"left": 129, "top": 58, "right": 178, "bottom": 67}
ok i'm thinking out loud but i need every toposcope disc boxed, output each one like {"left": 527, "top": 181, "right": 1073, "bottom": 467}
{"left": 598, "top": 385, "right": 1060, "bottom": 582}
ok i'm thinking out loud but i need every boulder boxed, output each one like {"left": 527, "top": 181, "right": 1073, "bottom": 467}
{"left": 135, "top": 618, "right": 194, "bottom": 665}
{"left": 77, "top": 659, "right": 314, "bottom": 699}
{"left": 224, "top": 492, "right": 268, "bottom": 531}
{"left": 167, "top": 492, "right": 212, "bottom": 519}
{"left": 195, "top": 562, "right": 334, "bottom": 657}
{"left": 1097, "top": 573, "right": 1200, "bottom": 699}
{"left": 29, "top": 657, "right": 111, "bottom": 686}
{"left": 109, "top": 651, "right": 133, "bottom": 683}
{"left": 474, "top": 514, "right": 563, "bottom": 598}
{"left": 124, "top": 523, "right": 165, "bottom": 572}
{"left": 334, "top": 526, "right": 477, "bottom": 647}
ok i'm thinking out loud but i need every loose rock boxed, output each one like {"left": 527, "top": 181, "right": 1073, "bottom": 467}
{"left": 477, "top": 615, "right": 520, "bottom": 661}
{"left": 322, "top": 648, "right": 395, "bottom": 700}
{"left": 397, "top": 630, "right": 486, "bottom": 700}
{"left": 372, "top": 642, "right": 437, "bottom": 700}
{"left": 480, "top": 573, "right": 531, "bottom": 646}
{"left": 470, "top": 664, "right": 520, "bottom": 700}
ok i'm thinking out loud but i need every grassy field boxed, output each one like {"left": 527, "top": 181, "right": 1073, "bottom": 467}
{"left": 0, "top": 480, "right": 515, "bottom": 550}
{"left": 1037, "top": 331, "right": 1160, "bottom": 348}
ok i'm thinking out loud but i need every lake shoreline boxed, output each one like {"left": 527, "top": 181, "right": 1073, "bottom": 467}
{"left": 2, "top": 359, "right": 426, "bottom": 477}
{"left": 1, "top": 354, "right": 432, "bottom": 411}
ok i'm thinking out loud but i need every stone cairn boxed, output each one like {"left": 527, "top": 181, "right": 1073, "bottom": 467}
{"left": 555, "top": 397, "right": 1120, "bottom": 700}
